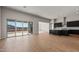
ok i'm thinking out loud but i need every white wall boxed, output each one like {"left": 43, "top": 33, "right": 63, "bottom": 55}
{"left": 1, "top": 7, "right": 49, "bottom": 39}
{"left": 67, "top": 13, "right": 79, "bottom": 22}
{"left": 56, "top": 13, "right": 79, "bottom": 23}
{"left": 50, "top": 13, "right": 79, "bottom": 23}
{"left": 0, "top": 7, "right": 1, "bottom": 39}
{"left": 50, "top": 13, "right": 79, "bottom": 30}
{"left": 33, "top": 16, "right": 39, "bottom": 34}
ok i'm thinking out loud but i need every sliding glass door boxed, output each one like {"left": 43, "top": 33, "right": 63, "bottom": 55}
{"left": 7, "top": 20, "right": 33, "bottom": 37}
{"left": 16, "top": 21, "right": 23, "bottom": 36}
{"left": 7, "top": 20, "right": 16, "bottom": 37}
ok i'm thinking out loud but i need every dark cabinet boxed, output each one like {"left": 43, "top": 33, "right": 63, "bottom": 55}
{"left": 49, "top": 30, "right": 69, "bottom": 36}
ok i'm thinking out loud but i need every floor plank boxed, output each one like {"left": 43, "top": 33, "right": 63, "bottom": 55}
{"left": 0, "top": 33, "right": 79, "bottom": 52}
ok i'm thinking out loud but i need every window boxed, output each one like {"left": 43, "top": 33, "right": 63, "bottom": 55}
{"left": 7, "top": 19, "right": 33, "bottom": 37}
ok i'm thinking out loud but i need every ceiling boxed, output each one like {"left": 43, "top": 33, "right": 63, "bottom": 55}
{"left": 6, "top": 6, "right": 79, "bottom": 19}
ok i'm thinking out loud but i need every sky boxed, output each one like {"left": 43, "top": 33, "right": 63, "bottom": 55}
{"left": 8, "top": 21, "right": 28, "bottom": 27}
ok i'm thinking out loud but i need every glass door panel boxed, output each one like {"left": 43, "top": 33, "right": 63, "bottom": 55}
{"left": 16, "top": 21, "right": 23, "bottom": 36}
{"left": 7, "top": 20, "right": 15, "bottom": 37}
{"left": 23, "top": 22, "right": 29, "bottom": 35}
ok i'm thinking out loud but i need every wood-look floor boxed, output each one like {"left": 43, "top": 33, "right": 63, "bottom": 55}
{"left": 0, "top": 33, "right": 79, "bottom": 52}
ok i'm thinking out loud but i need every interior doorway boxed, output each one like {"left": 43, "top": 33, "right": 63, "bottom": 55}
{"left": 39, "top": 21, "right": 49, "bottom": 34}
